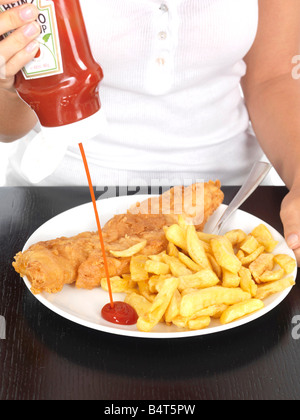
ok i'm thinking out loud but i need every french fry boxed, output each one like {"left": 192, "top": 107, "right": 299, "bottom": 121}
{"left": 172, "top": 315, "right": 189, "bottom": 329}
{"left": 186, "top": 225, "right": 212, "bottom": 270}
{"left": 220, "top": 299, "right": 264, "bottom": 324}
{"left": 162, "top": 254, "right": 192, "bottom": 277}
{"left": 178, "top": 251, "right": 201, "bottom": 272}
{"left": 207, "top": 253, "right": 222, "bottom": 279}
{"left": 148, "top": 252, "right": 166, "bottom": 262}
{"left": 251, "top": 224, "right": 279, "bottom": 252}
{"left": 236, "top": 249, "right": 245, "bottom": 261}
{"left": 125, "top": 292, "right": 152, "bottom": 317}
{"left": 138, "top": 280, "right": 155, "bottom": 302}
{"left": 167, "top": 242, "right": 179, "bottom": 257}
{"left": 211, "top": 304, "right": 229, "bottom": 319}
{"left": 224, "top": 229, "right": 247, "bottom": 246}
{"left": 148, "top": 275, "right": 162, "bottom": 293}
{"left": 144, "top": 260, "right": 170, "bottom": 275}
{"left": 172, "top": 305, "right": 225, "bottom": 329}
{"left": 165, "top": 224, "right": 188, "bottom": 252}
{"left": 239, "top": 266, "right": 257, "bottom": 297}
{"left": 240, "top": 235, "right": 259, "bottom": 254}
{"left": 165, "top": 289, "right": 181, "bottom": 323}
{"left": 187, "top": 316, "right": 211, "bottom": 330}
{"left": 222, "top": 268, "right": 240, "bottom": 288}
{"left": 259, "top": 268, "right": 285, "bottom": 283}
{"left": 178, "top": 269, "right": 220, "bottom": 292}
{"left": 130, "top": 255, "right": 149, "bottom": 282}
{"left": 210, "top": 236, "right": 242, "bottom": 274}
{"left": 197, "top": 232, "right": 219, "bottom": 243}
{"left": 249, "top": 253, "right": 274, "bottom": 283}
{"left": 240, "top": 245, "right": 265, "bottom": 266}
{"left": 198, "top": 239, "right": 211, "bottom": 254}
{"left": 256, "top": 276, "right": 295, "bottom": 300}
{"left": 121, "top": 273, "right": 136, "bottom": 289}
{"left": 101, "top": 276, "right": 136, "bottom": 293}
{"left": 148, "top": 274, "right": 171, "bottom": 293}
{"left": 137, "top": 277, "right": 179, "bottom": 332}
{"left": 274, "top": 254, "right": 297, "bottom": 274}
{"left": 191, "top": 304, "right": 228, "bottom": 318}
{"left": 109, "top": 240, "right": 147, "bottom": 257}
{"left": 180, "top": 286, "right": 251, "bottom": 317}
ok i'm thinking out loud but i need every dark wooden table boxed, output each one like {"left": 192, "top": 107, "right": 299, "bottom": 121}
{"left": 1, "top": 186, "right": 300, "bottom": 401}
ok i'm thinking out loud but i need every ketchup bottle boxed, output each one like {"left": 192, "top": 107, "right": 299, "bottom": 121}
{"left": 0, "top": 0, "right": 104, "bottom": 183}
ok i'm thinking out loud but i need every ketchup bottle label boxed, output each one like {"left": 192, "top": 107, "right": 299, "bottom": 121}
{"left": 0, "top": 0, "right": 63, "bottom": 80}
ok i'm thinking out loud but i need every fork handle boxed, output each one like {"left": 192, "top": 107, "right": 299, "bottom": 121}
{"left": 211, "top": 161, "right": 272, "bottom": 234}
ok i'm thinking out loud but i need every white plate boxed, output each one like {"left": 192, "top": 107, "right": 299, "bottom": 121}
{"left": 21, "top": 195, "right": 297, "bottom": 339}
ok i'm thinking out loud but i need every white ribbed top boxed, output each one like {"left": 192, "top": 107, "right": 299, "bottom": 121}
{"left": 7, "top": 0, "right": 266, "bottom": 186}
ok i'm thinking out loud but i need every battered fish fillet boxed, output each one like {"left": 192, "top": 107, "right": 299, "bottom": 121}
{"left": 13, "top": 232, "right": 101, "bottom": 294}
{"left": 128, "top": 180, "right": 224, "bottom": 230}
{"left": 76, "top": 214, "right": 171, "bottom": 290}
{"left": 13, "top": 214, "right": 170, "bottom": 293}
{"left": 13, "top": 181, "right": 224, "bottom": 294}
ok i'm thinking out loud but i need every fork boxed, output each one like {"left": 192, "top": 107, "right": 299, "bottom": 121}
{"left": 210, "top": 161, "right": 272, "bottom": 235}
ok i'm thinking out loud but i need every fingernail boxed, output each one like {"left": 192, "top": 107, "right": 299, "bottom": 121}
{"left": 26, "top": 40, "right": 39, "bottom": 53}
{"left": 287, "top": 234, "right": 299, "bottom": 248}
{"left": 19, "top": 6, "right": 36, "bottom": 21}
{"left": 23, "top": 22, "right": 40, "bottom": 38}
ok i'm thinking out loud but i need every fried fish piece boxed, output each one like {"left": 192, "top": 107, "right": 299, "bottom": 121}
{"left": 76, "top": 253, "right": 130, "bottom": 290}
{"left": 13, "top": 232, "right": 100, "bottom": 294}
{"left": 12, "top": 221, "right": 169, "bottom": 296}
{"left": 102, "top": 213, "right": 171, "bottom": 252}
{"left": 12, "top": 217, "right": 170, "bottom": 294}
{"left": 13, "top": 182, "right": 224, "bottom": 294}
{"left": 128, "top": 180, "right": 224, "bottom": 230}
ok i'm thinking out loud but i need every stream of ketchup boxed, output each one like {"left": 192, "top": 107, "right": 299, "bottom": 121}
{"left": 79, "top": 143, "right": 138, "bottom": 326}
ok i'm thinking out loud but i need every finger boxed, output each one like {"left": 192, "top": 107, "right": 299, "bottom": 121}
{"left": 0, "top": 21, "right": 40, "bottom": 63}
{"left": 2, "top": 40, "right": 40, "bottom": 79}
{"left": 280, "top": 203, "right": 300, "bottom": 250}
{"left": 0, "top": 4, "right": 39, "bottom": 35}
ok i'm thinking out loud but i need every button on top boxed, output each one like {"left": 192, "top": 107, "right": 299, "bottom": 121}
{"left": 159, "top": 4, "right": 169, "bottom": 13}
{"left": 158, "top": 31, "right": 167, "bottom": 40}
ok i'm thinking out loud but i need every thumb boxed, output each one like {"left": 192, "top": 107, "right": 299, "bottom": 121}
{"left": 280, "top": 190, "right": 300, "bottom": 250}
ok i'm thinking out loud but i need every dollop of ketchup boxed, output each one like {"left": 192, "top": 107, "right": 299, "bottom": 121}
{"left": 101, "top": 301, "right": 138, "bottom": 325}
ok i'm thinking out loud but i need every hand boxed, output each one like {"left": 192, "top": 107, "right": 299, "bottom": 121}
{"left": 0, "top": 2, "right": 40, "bottom": 91}
{"left": 280, "top": 186, "right": 300, "bottom": 266}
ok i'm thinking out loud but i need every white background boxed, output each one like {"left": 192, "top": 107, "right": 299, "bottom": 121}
{"left": 0, "top": 143, "right": 13, "bottom": 186}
